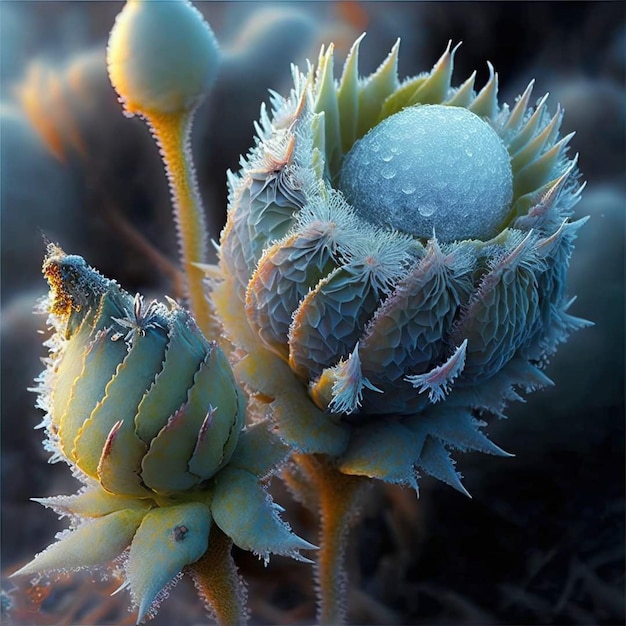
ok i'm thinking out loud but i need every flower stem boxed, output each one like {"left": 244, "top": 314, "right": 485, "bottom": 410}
{"left": 295, "top": 453, "right": 367, "bottom": 625}
{"left": 186, "top": 525, "right": 247, "bottom": 626}
{"left": 147, "top": 110, "right": 213, "bottom": 335}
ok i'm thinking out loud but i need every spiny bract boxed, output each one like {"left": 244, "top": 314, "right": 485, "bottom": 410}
{"left": 213, "top": 38, "right": 591, "bottom": 492}
{"left": 12, "top": 245, "right": 314, "bottom": 623}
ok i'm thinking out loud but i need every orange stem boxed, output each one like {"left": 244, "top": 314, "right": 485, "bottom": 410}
{"left": 186, "top": 525, "right": 247, "bottom": 626}
{"left": 295, "top": 453, "right": 367, "bottom": 625}
{"left": 147, "top": 110, "right": 213, "bottom": 335}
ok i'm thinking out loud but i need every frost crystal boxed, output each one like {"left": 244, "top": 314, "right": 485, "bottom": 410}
{"left": 339, "top": 105, "right": 513, "bottom": 241}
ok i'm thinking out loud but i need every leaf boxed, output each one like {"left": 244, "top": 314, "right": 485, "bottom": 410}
{"left": 33, "top": 486, "right": 151, "bottom": 518}
{"left": 338, "top": 421, "right": 426, "bottom": 490}
{"left": 211, "top": 467, "right": 316, "bottom": 563}
{"left": 228, "top": 420, "right": 290, "bottom": 479}
{"left": 127, "top": 503, "right": 212, "bottom": 623}
{"left": 11, "top": 509, "right": 146, "bottom": 577}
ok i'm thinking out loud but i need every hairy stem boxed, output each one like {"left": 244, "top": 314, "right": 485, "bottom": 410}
{"left": 186, "top": 525, "right": 247, "bottom": 626}
{"left": 295, "top": 453, "right": 367, "bottom": 625}
{"left": 147, "top": 110, "right": 213, "bottom": 334}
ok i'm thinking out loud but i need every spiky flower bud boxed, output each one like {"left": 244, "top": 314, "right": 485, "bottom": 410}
{"left": 214, "top": 39, "right": 591, "bottom": 492}
{"left": 12, "top": 245, "right": 314, "bottom": 623}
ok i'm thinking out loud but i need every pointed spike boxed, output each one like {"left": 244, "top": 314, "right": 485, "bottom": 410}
{"left": 505, "top": 80, "right": 535, "bottom": 132}
{"left": 314, "top": 43, "right": 342, "bottom": 174}
{"left": 356, "top": 39, "right": 400, "bottom": 137}
{"left": 406, "top": 339, "right": 468, "bottom": 403}
{"left": 445, "top": 70, "right": 476, "bottom": 107}
{"left": 337, "top": 33, "right": 365, "bottom": 153}
{"left": 320, "top": 344, "right": 382, "bottom": 414}
{"left": 426, "top": 410, "right": 513, "bottom": 457}
{"left": 514, "top": 132, "right": 574, "bottom": 198}
{"left": 211, "top": 467, "right": 317, "bottom": 562}
{"left": 512, "top": 156, "right": 579, "bottom": 227}
{"left": 414, "top": 40, "right": 457, "bottom": 104}
{"left": 11, "top": 509, "right": 146, "bottom": 578}
{"left": 418, "top": 437, "right": 471, "bottom": 497}
{"left": 469, "top": 62, "right": 499, "bottom": 118}
{"left": 507, "top": 92, "right": 550, "bottom": 153}
{"left": 511, "top": 105, "right": 563, "bottom": 171}
{"left": 33, "top": 488, "right": 151, "bottom": 518}
{"left": 128, "top": 504, "right": 212, "bottom": 624}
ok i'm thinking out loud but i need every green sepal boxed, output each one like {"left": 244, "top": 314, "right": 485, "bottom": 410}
{"left": 135, "top": 307, "right": 207, "bottom": 444}
{"left": 141, "top": 345, "right": 241, "bottom": 492}
{"left": 98, "top": 420, "right": 150, "bottom": 497}
{"left": 228, "top": 420, "right": 290, "bottom": 479}
{"left": 73, "top": 326, "right": 168, "bottom": 476}
{"left": 356, "top": 39, "right": 399, "bottom": 138}
{"left": 33, "top": 486, "right": 152, "bottom": 518}
{"left": 127, "top": 503, "right": 211, "bottom": 624}
{"left": 338, "top": 421, "right": 425, "bottom": 490}
{"left": 211, "top": 466, "right": 316, "bottom": 563}
{"left": 187, "top": 348, "right": 243, "bottom": 479}
{"left": 235, "top": 352, "right": 350, "bottom": 457}
{"left": 51, "top": 314, "right": 99, "bottom": 431}
{"left": 59, "top": 327, "right": 128, "bottom": 461}
{"left": 379, "top": 41, "right": 457, "bottom": 121}
{"left": 10, "top": 509, "right": 146, "bottom": 577}
{"left": 417, "top": 436, "right": 470, "bottom": 497}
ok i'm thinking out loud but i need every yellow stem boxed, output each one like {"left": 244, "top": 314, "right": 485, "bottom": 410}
{"left": 295, "top": 453, "right": 367, "bottom": 625}
{"left": 147, "top": 110, "right": 213, "bottom": 334}
{"left": 186, "top": 525, "right": 247, "bottom": 626}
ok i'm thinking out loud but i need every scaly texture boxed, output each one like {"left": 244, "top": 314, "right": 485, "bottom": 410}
{"left": 12, "top": 245, "right": 314, "bottom": 624}
{"left": 214, "top": 37, "right": 590, "bottom": 492}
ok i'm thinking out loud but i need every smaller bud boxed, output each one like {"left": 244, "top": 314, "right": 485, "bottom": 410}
{"left": 107, "top": 0, "right": 220, "bottom": 117}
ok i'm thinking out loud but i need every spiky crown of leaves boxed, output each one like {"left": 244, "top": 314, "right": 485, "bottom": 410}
{"left": 214, "top": 38, "right": 590, "bottom": 493}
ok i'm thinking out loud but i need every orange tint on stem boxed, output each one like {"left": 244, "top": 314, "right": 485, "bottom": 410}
{"left": 186, "top": 525, "right": 248, "bottom": 626}
{"left": 147, "top": 110, "right": 213, "bottom": 335}
{"left": 295, "top": 453, "right": 367, "bottom": 625}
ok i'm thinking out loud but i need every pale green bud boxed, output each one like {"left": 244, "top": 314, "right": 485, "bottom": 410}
{"left": 13, "top": 246, "right": 314, "bottom": 623}
{"left": 107, "top": 0, "right": 220, "bottom": 117}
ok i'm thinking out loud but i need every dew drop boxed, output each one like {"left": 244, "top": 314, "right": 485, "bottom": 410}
{"left": 381, "top": 166, "right": 396, "bottom": 180}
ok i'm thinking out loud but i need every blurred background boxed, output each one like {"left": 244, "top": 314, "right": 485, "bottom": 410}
{"left": 1, "top": 1, "right": 624, "bottom": 624}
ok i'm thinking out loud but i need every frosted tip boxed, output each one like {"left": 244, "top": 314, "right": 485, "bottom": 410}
{"left": 339, "top": 104, "right": 513, "bottom": 241}
{"left": 107, "top": 0, "right": 220, "bottom": 117}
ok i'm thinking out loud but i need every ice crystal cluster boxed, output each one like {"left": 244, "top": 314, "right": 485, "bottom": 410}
{"left": 214, "top": 39, "right": 590, "bottom": 491}
{"left": 12, "top": 245, "right": 313, "bottom": 622}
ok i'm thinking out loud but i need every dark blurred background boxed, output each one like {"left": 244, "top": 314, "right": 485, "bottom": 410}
{"left": 1, "top": 2, "right": 624, "bottom": 624}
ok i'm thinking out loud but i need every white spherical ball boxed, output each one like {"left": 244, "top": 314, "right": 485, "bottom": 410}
{"left": 339, "top": 105, "right": 513, "bottom": 241}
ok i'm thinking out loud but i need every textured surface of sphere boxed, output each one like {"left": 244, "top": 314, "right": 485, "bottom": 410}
{"left": 339, "top": 105, "right": 513, "bottom": 241}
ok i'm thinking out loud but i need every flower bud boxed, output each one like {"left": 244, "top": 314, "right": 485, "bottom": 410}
{"left": 14, "top": 245, "right": 314, "bottom": 622}
{"left": 107, "top": 0, "right": 220, "bottom": 117}
{"left": 214, "top": 38, "right": 590, "bottom": 492}
{"left": 41, "top": 244, "right": 243, "bottom": 495}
